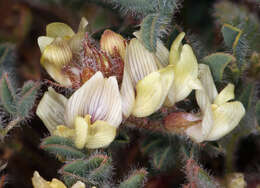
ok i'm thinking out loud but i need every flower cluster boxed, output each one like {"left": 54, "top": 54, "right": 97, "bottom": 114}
{"left": 36, "top": 18, "right": 245, "bottom": 152}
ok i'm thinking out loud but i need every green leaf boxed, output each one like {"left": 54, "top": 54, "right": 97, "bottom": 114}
{"left": 184, "top": 158, "right": 220, "bottom": 188}
{"left": 40, "top": 136, "right": 86, "bottom": 160}
{"left": 0, "top": 73, "right": 17, "bottom": 114}
{"left": 140, "top": 136, "right": 164, "bottom": 155}
{"left": 256, "top": 100, "right": 260, "bottom": 126}
{"left": 60, "top": 153, "right": 113, "bottom": 185}
{"left": 202, "top": 53, "right": 235, "bottom": 82}
{"left": 16, "top": 81, "right": 40, "bottom": 118}
{"left": 221, "top": 24, "right": 248, "bottom": 69}
{"left": 119, "top": 168, "right": 147, "bottom": 188}
{"left": 151, "top": 145, "right": 176, "bottom": 171}
{"left": 140, "top": 13, "right": 170, "bottom": 52}
{"left": 221, "top": 24, "right": 242, "bottom": 49}
{"left": 0, "top": 43, "right": 16, "bottom": 77}
{"left": 238, "top": 83, "right": 254, "bottom": 110}
{"left": 41, "top": 136, "right": 75, "bottom": 146}
{"left": 110, "top": 0, "right": 157, "bottom": 15}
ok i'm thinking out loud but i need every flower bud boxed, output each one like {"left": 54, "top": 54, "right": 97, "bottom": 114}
{"left": 164, "top": 112, "right": 201, "bottom": 133}
{"left": 100, "top": 29, "right": 126, "bottom": 58}
{"left": 41, "top": 38, "right": 72, "bottom": 68}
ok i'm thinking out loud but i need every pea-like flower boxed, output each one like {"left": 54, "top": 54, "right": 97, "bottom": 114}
{"left": 32, "top": 171, "right": 85, "bottom": 188}
{"left": 36, "top": 71, "right": 122, "bottom": 149}
{"left": 185, "top": 64, "right": 245, "bottom": 142}
{"left": 38, "top": 18, "right": 88, "bottom": 86}
{"left": 165, "top": 32, "right": 202, "bottom": 106}
{"left": 121, "top": 35, "right": 175, "bottom": 118}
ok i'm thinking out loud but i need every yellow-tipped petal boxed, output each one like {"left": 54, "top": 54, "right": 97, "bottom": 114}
{"left": 158, "top": 65, "right": 175, "bottom": 107}
{"left": 69, "top": 32, "right": 85, "bottom": 55}
{"left": 74, "top": 116, "right": 89, "bottom": 149}
{"left": 53, "top": 125, "right": 75, "bottom": 138}
{"left": 198, "top": 64, "right": 218, "bottom": 103}
{"left": 42, "top": 61, "right": 72, "bottom": 87}
{"left": 46, "top": 22, "right": 75, "bottom": 38}
{"left": 132, "top": 66, "right": 174, "bottom": 118}
{"left": 169, "top": 32, "right": 185, "bottom": 65}
{"left": 175, "top": 44, "right": 199, "bottom": 101}
{"left": 49, "top": 179, "right": 67, "bottom": 188}
{"left": 206, "top": 101, "right": 245, "bottom": 141}
{"left": 100, "top": 29, "right": 126, "bottom": 58}
{"left": 214, "top": 83, "right": 235, "bottom": 106}
{"left": 38, "top": 36, "right": 54, "bottom": 53}
{"left": 85, "top": 120, "right": 117, "bottom": 149}
{"left": 41, "top": 38, "right": 72, "bottom": 68}
{"left": 125, "top": 38, "right": 158, "bottom": 86}
{"left": 77, "top": 17, "right": 88, "bottom": 33}
{"left": 167, "top": 44, "right": 200, "bottom": 105}
{"left": 36, "top": 87, "right": 67, "bottom": 134}
{"left": 189, "top": 78, "right": 203, "bottom": 90}
{"left": 120, "top": 68, "right": 135, "bottom": 118}
{"left": 32, "top": 171, "right": 52, "bottom": 188}
{"left": 71, "top": 181, "right": 85, "bottom": 188}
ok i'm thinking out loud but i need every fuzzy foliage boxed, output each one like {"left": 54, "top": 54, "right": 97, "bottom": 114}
{"left": 119, "top": 168, "right": 148, "bottom": 188}
{"left": 110, "top": 0, "right": 182, "bottom": 52}
{"left": 59, "top": 153, "right": 113, "bottom": 186}
{"left": 40, "top": 136, "right": 86, "bottom": 160}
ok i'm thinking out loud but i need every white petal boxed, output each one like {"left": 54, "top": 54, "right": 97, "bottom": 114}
{"left": 198, "top": 64, "right": 218, "bottom": 103}
{"left": 155, "top": 39, "right": 170, "bottom": 67}
{"left": 214, "top": 83, "right": 235, "bottom": 106}
{"left": 38, "top": 36, "right": 54, "bottom": 53}
{"left": 125, "top": 38, "right": 158, "bottom": 86}
{"left": 65, "top": 72, "right": 104, "bottom": 127}
{"left": 120, "top": 68, "right": 135, "bottom": 118}
{"left": 133, "top": 31, "right": 169, "bottom": 67}
{"left": 36, "top": 87, "right": 67, "bottom": 134}
{"left": 206, "top": 101, "right": 245, "bottom": 141}
{"left": 97, "top": 76, "right": 122, "bottom": 127}
{"left": 65, "top": 72, "right": 122, "bottom": 128}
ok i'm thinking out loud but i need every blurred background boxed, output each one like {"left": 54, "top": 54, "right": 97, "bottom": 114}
{"left": 0, "top": 0, "right": 259, "bottom": 187}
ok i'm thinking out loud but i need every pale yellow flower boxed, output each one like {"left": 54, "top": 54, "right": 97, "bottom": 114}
{"left": 120, "top": 33, "right": 174, "bottom": 118}
{"left": 165, "top": 32, "right": 202, "bottom": 106}
{"left": 185, "top": 64, "right": 245, "bottom": 142}
{"left": 36, "top": 72, "right": 121, "bottom": 149}
{"left": 32, "top": 171, "right": 85, "bottom": 188}
{"left": 38, "top": 18, "right": 88, "bottom": 86}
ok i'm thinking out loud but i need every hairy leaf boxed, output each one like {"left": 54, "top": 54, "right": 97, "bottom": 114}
{"left": 0, "top": 73, "right": 17, "bottom": 114}
{"left": 202, "top": 53, "right": 235, "bottom": 82}
{"left": 60, "top": 153, "right": 113, "bottom": 185}
{"left": 41, "top": 136, "right": 86, "bottom": 160}
{"left": 119, "top": 168, "right": 147, "bottom": 188}
{"left": 16, "top": 81, "right": 40, "bottom": 119}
